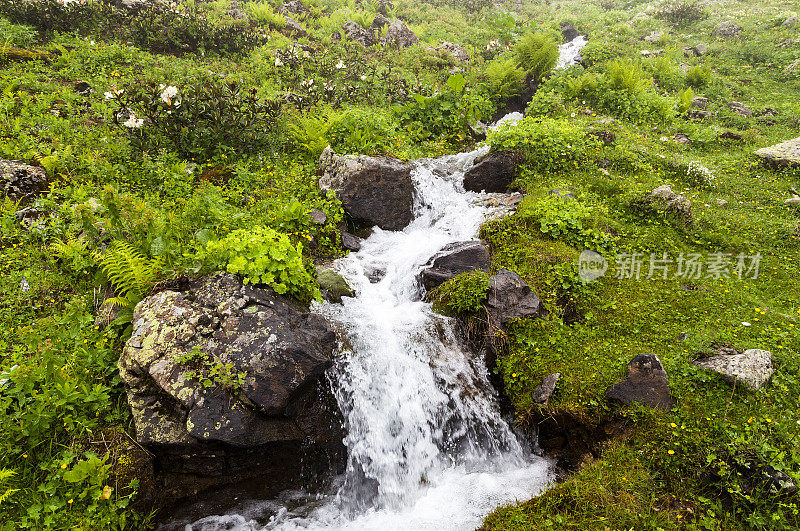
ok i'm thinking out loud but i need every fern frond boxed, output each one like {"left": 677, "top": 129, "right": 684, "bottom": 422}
{"left": 94, "top": 240, "right": 163, "bottom": 300}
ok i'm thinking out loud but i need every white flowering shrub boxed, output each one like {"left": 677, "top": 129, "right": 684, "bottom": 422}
{"left": 106, "top": 78, "right": 282, "bottom": 161}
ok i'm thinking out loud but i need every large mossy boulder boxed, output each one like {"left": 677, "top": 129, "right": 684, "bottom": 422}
{"left": 119, "top": 273, "right": 344, "bottom": 479}
{"left": 318, "top": 146, "right": 415, "bottom": 231}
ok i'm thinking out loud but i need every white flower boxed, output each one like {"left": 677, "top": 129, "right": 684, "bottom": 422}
{"left": 570, "top": 112, "right": 576, "bottom": 117}
{"left": 160, "top": 85, "right": 179, "bottom": 106}
{"left": 360, "top": 75, "right": 367, "bottom": 81}
{"left": 336, "top": 60, "right": 345, "bottom": 69}
{"left": 123, "top": 112, "right": 144, "bottom": 129}
{"left": 742, "top": 321, "right": 751, "bottom": 327}
{"left": 274, "top": 57, "right": 284, "bottom": 67}
{"left": 104, "top": 87, "right": 123, "bottom": 100}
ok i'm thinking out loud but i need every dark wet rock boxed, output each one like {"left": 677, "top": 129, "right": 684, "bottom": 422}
{"left": 420, "top": 241, "right": 490, "bottom": 292}
{"left": 532, "top": 373, "right": 560, "bottom": 404}
{"left": 588, "top": 130, "right": 616, "bottom": 146}
{"left": 317, "top": 268, "right": 355, "bottom": 303}
{"left": 426, "top": 41, "right": 469, "bottom": 63}
{"left": 712, "top": 21, "right": 743, "bottom": 37}
{"left": 606, "top": 353, "right": 675, "bottom": 411}
{"left": 485, "top": 268, "right": 546, "bottom": 327}
{"left": 755, "top": 137, "right": 800, "bottom": 168}
{"left": 340, "top": 231, "right": 362, "bottom": 252}
{"left": 462, "top": 151, "right": 520, "bottom": 193}
{"left": 674, "top": 133, "right": 691, "bottom": 145}
{"left": 641, "top": 184, "right": 692, "bottom": 221}
{"left": 1, "top": 160, "right": 48, "bottom": 202}
{"left": 119, "top": 273, "right": 344, "bottom": 475}
{"left": 719, "top": 131, "right": 743, "bottom": 141}
{"left": 693, "top": 349, "right": 773, "bottom": 390}
{"left": 560, "top": 22, "right": 579, "bottom": 43}
{"left": 74, "top": 81, "right": 93, "bottom": 96}
{"left": 318, "top": 146, "right": 414, "bottom": 231}
{"left": 343, "top": 20, "right": 377, "bottom": 46}
{"left": 385, "top": 19, "right": 418, "bottom": 48}
{"left": 283, "top": 17, "right": 307, "bottom": 37}
{"left": 309, "top": 209, "right": 327, "bottom": 225}
{"left": 728, "top": 101, "right": 753, "bottom": 117}
{"left": 279, "top": 0, "right": 309, "bottom": 15}
{"left": 370, "top": 13, "right": 390, "bottom": 31}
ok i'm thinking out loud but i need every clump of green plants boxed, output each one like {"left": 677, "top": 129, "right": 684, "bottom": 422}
{"left": 108, "top": 78, "right": 283, "bottom": 161}
{"left": 176, "top": 346, "right": 247, "bottom": 392}
{"left": 395, "top": 74, "right": 492, "bottom": 143}
{"left": 195, "top": 225, "right": 320, "bottom": 303}
{"left": 685, "top": 65, "right": 711, "bottom": 88}
{"left": 654, "top": 0, "right": 708, "bottom": 26}
{"left": 428, "top": 270, "right": 491, "bottom": 315}
{"left": 94, "top": 240, "right": 164, "bottom": 326}
{"left": 513, "top": 31, "right": 558, "bottom": 86}
{"left": 245, "top": 1, "right": 287, "bottom": 28}
{"left": 523, "top": 195, "right": 616, "bottom": 252}
{"left": 486, "top": 116, "right": 598, "bottom": 173}
{"left": 481, "top": 56, "right": 527, "bottom": 106}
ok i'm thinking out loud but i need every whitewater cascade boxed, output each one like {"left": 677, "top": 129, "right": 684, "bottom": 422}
{"left": 186, "top": 130, "right": 553, "bottom": 531}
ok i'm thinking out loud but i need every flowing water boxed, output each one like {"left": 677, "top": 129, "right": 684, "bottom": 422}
{"left": 185, "top": 134, "right": 553, "bottom": 531}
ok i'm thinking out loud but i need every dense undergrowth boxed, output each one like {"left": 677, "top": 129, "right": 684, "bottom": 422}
{"left": 1, "top": 0, "right": 799, "bottom": 528}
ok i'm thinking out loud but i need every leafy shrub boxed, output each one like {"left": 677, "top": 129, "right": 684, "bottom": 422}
{"left": 395, "top": 74, "right": 492, "bottom": 143}
{"left": 646, "top": 56, "right": 684, "bottom": 92}
{"left": 526, "top": 88, "right": 566, "bottom": 116}
{"left": 195, "top": 225, "right": 320, "bottom": 303}
{"left": 128, "top": 6, "right": 265, "bottom": 56}
{"left": 486, "top": 116, "right": 598, "bottom": 173}
{"left": 0, "top": 0, "right": 110, "bottom": 37}
{"left": 429, "top": 270, "right": 491, "bottom": 315}
{"left": 246, "top": 1, "right": 287, "bottom": 28}
{"left": 513, "top": 31, "right": 558, "bottom": 85}
{"left": 654, "top": 0, "right": 708, "bottom": 26}
{"left": 685, "top": 65, "right": 711, "bottom": 88}
{"left": 481, "top": 56, "right": 527, "bottom": 105}
{"left": 108, "top": 79, "right": 283, "bottom": 161}
{"left": 0, "top": 17, "right": 38, "bottom": 47}
{"left": 524, "top": 195, "right": 616, "bottom": 252}
{"left": 94, "top": 240, "right": 163, "bottom": 325}
{"left": 326, "top": 108, "right": 396, "bottom": 155}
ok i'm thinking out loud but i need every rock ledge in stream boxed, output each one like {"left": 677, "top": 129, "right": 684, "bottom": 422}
{"left": 119, "top": 273, "right": 344, "bottom": 479}
{"left": 420, "top": 241, "right": 490, "bottom": 292}
{"left": 318, "top": 146, "right": 414, "bottom": 231}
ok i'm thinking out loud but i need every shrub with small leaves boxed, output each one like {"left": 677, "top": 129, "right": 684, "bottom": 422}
{"left": 429, "top": 270, "right": 491, "bottom": 315}
{"left": 195, "top": 226, "right": 320, "bottom": 304}
{"left": 654, "top": 0, "right": 708, "bottom": 26}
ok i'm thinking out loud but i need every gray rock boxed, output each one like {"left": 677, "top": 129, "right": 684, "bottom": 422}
{"left": 318, "top": 146, "right": 414, "bottom": 231}
{"left": 716, "top": 198, "right": 729, "bottom": 207}
{"left": 309, "top": 208, "right": 327, "bottom": 225}
{"left": 560, "top": 23, "right": 579, "bottom": 43}
{"left": 606, "top": 353, "right": 675, "bottom": 411}
{"left": 691, "top": 96, "right": 709, "bottom": 109}
{"left": 532, "top": 373, "right": 560, "bottom": 404}
{"left": 755, "top": 137, "right": 800, "bottom": 168}
{"left": 643, "top": 30, "right": 663, "bottom": 42}
{"left": 641, "top": 49, "right": 664, "bottom": 58}
{"left": 119, "top": 273, "right": 342, "bottom": 465}
{"left": 370, "top": 13, "right": 390, "bottom": 31}
{"left": 782, "top": 15, "right": 798, "bottom": 27}
{"left": 377, "top": 0, "right": 393, "bottom": 16}
{"left": 317, "top": 267, "right": 355, "bottom": 303}
{"left": 689, "top": 109, "right": 712, "bottom": 119}
{"left": 1, "top": 160, "right": 48, "bottom": 202}
{"left": 694, "top": 43, "right": 708, "bottom": 55}
{"left": 674, "top": 133, "right": 691, "bottom": 145}
{"left": 712, "top": 21, "right": 743, "bottom": 37}
{"left": 548, "top": 189, "right": 576, "bottom": 200}
{"left": 644, "top": 184, "right": 692, "bottom": 220}
{"left": 485, "top": 268, "right": 546, "bottom": 326}
{"left": 14, "top": 205, "right": 45, "bottom": 228}
{"left": 385, "top": 19, "right": 418, "bottom": 48}
{"left": 343, "top": 20, "right": 377, "bottom": 46}
{"left": 340, "top": 231, "right": 362, "bottom": 251}
{"left": 420, "top": 241, "right": 490, "bottom": 292}
{"left": 462, "top": 151, "right": 519, "bottom": 193}
{"left": 693, "top": 349, "right": 773, "bottom": 390}
{"left": 283, "top": 17, "right": 307, "bottom": 37}
{"left": 279, "top": 0, "right": 308, "bottom": 15}
{"left": 784, "top": 59, "right": 800, "bottom": 75}
{"left": 73, "top": 81, "right": 93, "bottom": 96}
{"left": 426, "top": 41, "right": 469, "bottom": 63}
{"left": 728, "top": 101, "right": 753, "bottom": 117}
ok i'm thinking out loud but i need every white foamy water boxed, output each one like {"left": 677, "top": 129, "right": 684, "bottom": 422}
{"left": 557, "top": 35, "right": 588, "bottom": 69}
{"left": 183, "top": 137, "right": 553, "bottom": 531}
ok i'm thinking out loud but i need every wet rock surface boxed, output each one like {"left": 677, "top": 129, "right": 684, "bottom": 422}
{"left": 318, "top": 146, "right": 414, "bottom": 231}
{"left": 419, "top": 241, "right": 490, "bottom": 292}
{"left": 693, "top": 349, "right": 773, "bottom": 390}
{"left": 1, "top": 160, "right": 48, "bottom": 202}
{"left": 120, "top": 273, "right": 344, "bottom": 477}
{"left": 462, "top": 151, "right": 520, "bottom": 193}
{"left": 606, "top": 353, "right": 675, "bottom": 411}
{"left": 485, "top": 268, "right": 546, "bottom": 327}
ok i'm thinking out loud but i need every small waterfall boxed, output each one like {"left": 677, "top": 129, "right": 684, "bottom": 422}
{"left": 185, "top": 143, "right": 552, "bottom": 531}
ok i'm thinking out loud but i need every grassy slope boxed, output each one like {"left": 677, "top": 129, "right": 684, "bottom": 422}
{"left": 0, "top": 0, "right": 798, "bottom": 528}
